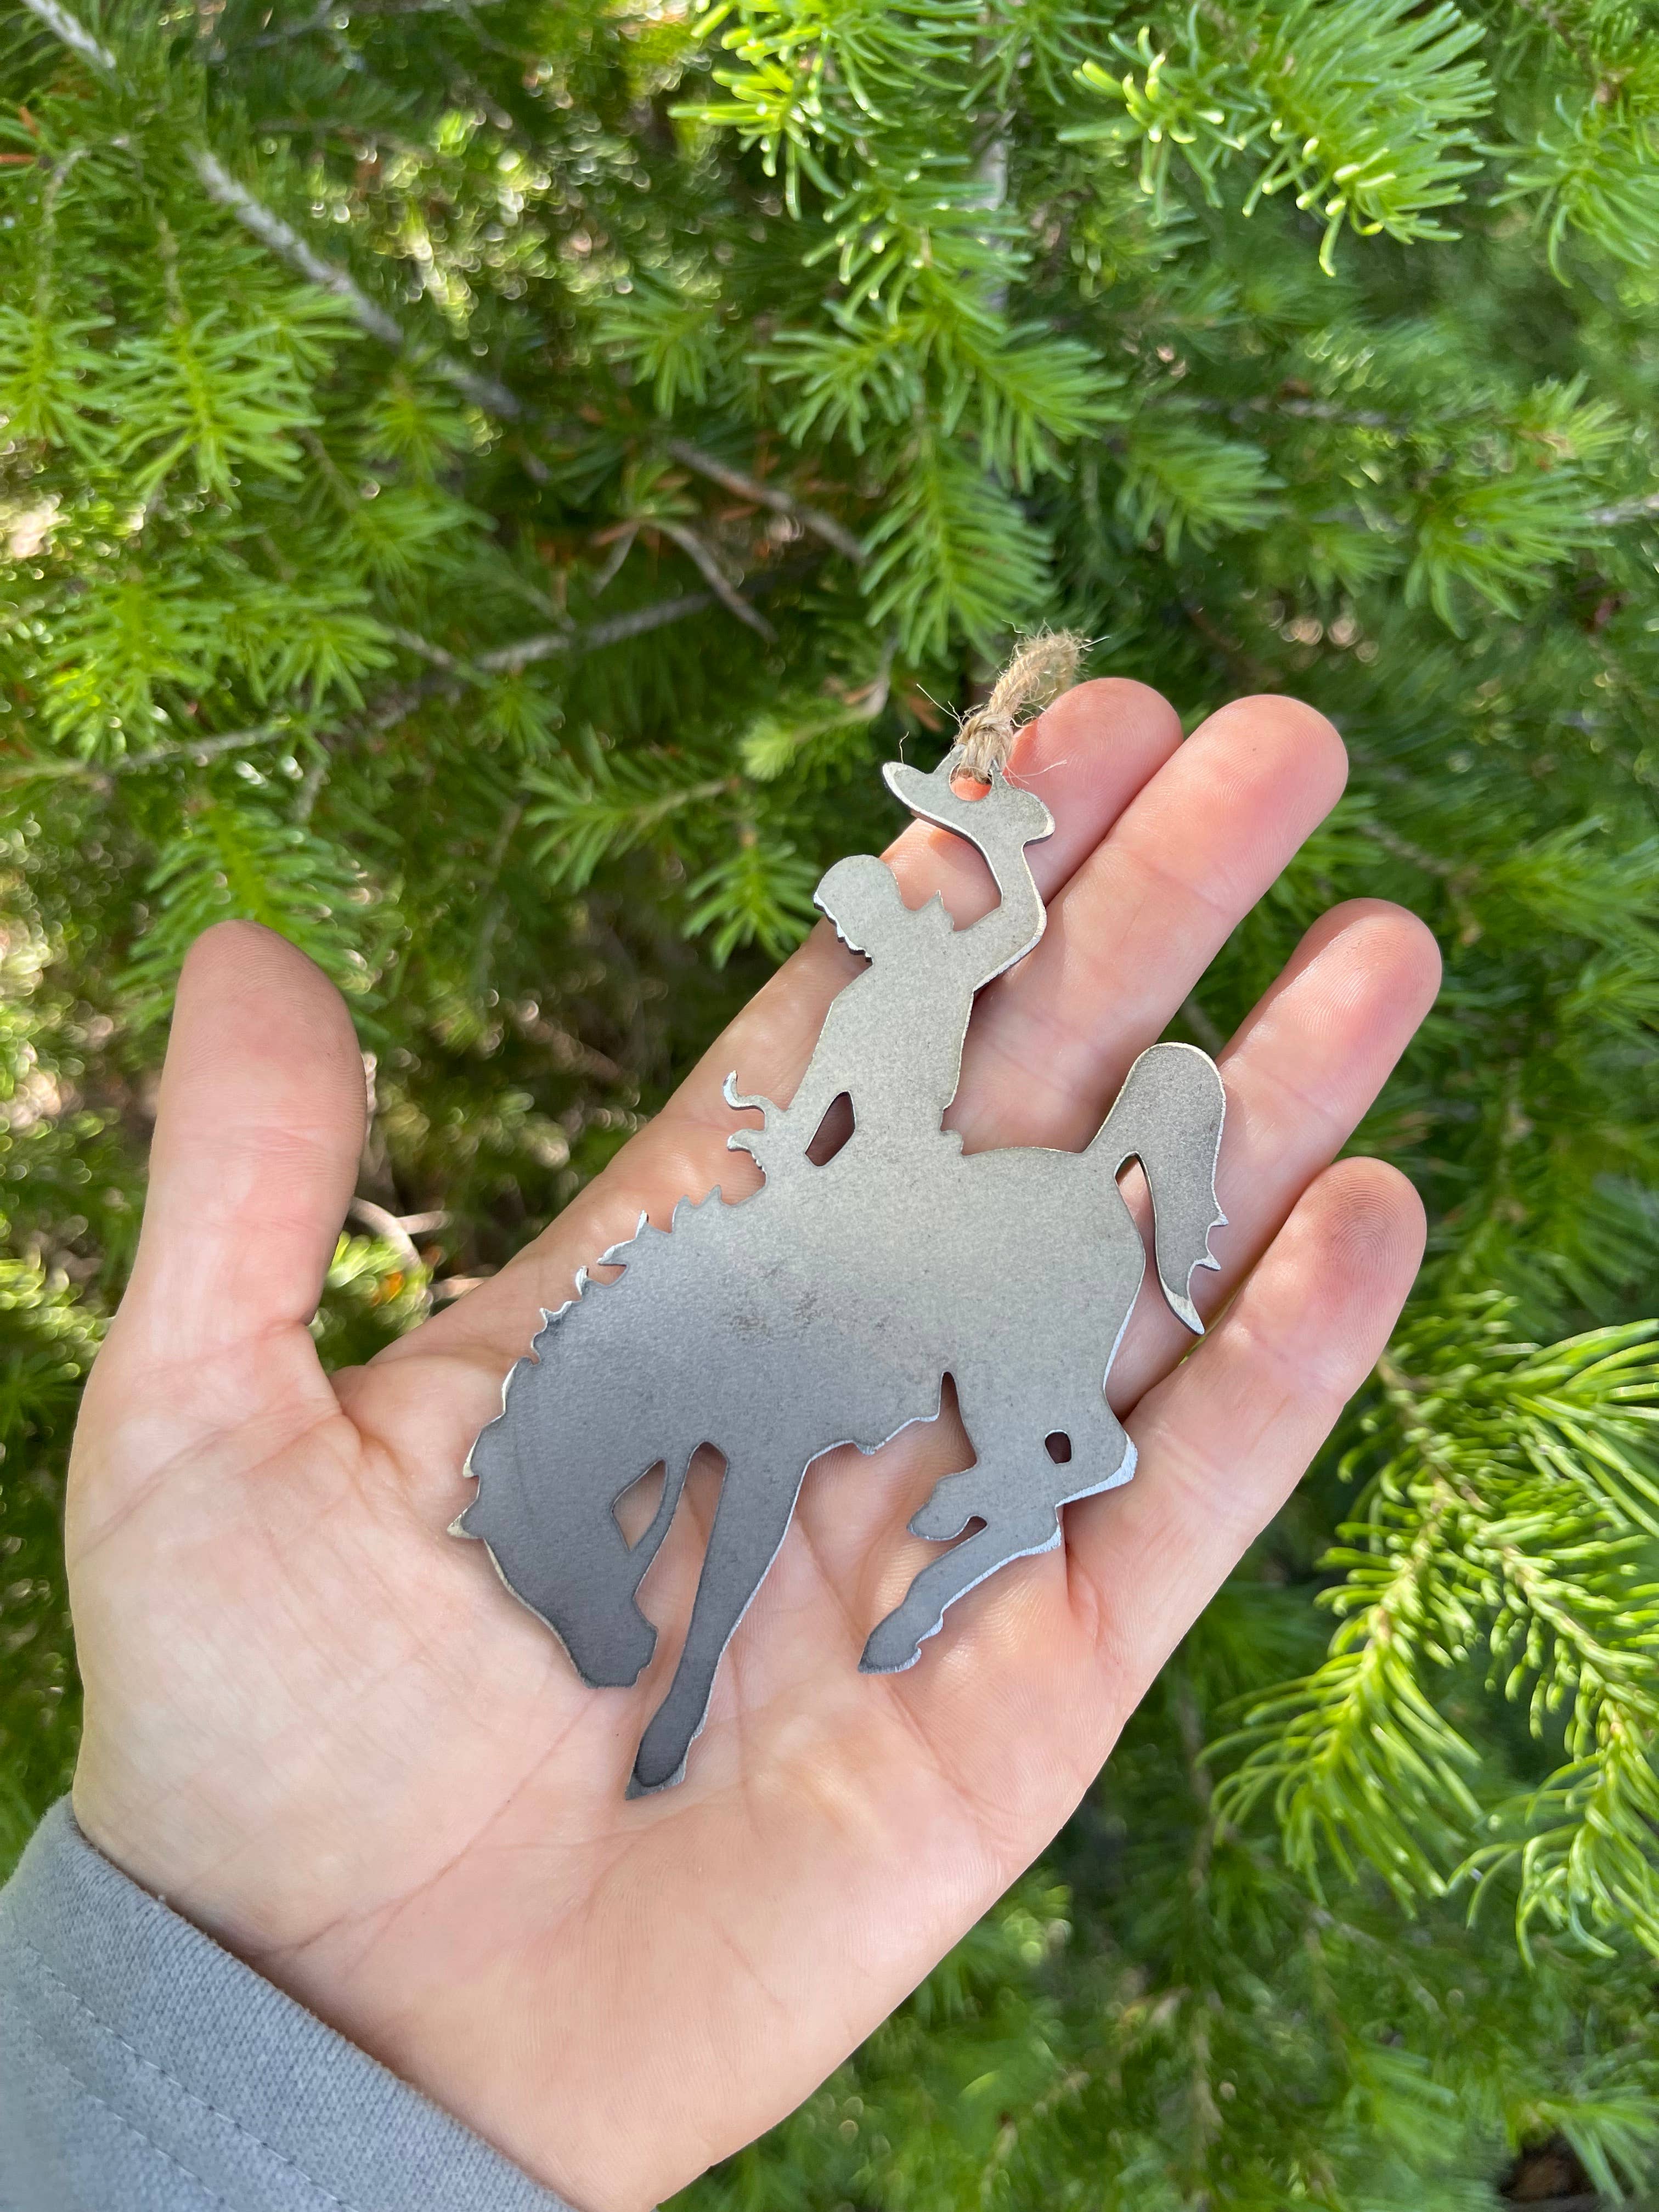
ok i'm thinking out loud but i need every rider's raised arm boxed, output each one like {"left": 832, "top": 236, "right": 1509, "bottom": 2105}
{"left": 883, "top": 759, "right": 1055, "bottom": 992}
{"left": 955, "top": 833, "right": 1046, "bottom": 986}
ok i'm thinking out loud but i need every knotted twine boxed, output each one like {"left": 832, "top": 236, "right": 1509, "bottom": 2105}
{"left": 954, "top": 630, "right": 1086, "bottom": 782}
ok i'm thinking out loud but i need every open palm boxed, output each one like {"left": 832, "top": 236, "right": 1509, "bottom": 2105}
{"left": 67, "top": 681, "right": 1438, "bottom": 2212}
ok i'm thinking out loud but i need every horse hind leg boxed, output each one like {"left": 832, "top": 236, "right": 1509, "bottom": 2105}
{"left": 864, "top": 1390, "right": 1135, "bottom": 1676}
{"left": 1037, "top": 1384, "right": 1137, "bottom": 1509}
{"left": 861, "top": 1506, "right": 1063, "bottom": 1676}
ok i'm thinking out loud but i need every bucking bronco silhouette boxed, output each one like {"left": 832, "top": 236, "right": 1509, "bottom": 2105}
{"left": 456, "top": 751, "right": 1227, "bottom": 1792}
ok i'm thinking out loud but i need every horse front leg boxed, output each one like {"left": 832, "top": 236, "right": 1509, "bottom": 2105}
{"left": 631, "top": 1458, "right": 806, "bottom": 1793}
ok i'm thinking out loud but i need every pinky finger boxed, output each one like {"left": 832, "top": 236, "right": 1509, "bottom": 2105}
{"left": 1065, "top": 1156, "right": 1426, "bottom": 1735}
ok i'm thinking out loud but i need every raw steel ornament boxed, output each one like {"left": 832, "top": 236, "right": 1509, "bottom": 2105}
{"left": 455, "top": 748, "right": 1227, "bottom": 1793}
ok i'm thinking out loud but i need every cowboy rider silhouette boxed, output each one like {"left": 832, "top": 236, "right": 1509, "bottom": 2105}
{"left": 727, "top": 756, "right": 1054, "bottom": 1172}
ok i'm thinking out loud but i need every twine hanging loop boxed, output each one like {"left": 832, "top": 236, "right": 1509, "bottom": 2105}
{"left": 955, "top": 630, "right": 1086, "bottom": 782}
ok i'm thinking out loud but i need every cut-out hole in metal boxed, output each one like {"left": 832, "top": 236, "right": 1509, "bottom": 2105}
{"left": 612, "top": 1462, "right": 667, "bottom": 1547}
{"left": 806, "top": 1092, "right": 855, "bottom": 1166}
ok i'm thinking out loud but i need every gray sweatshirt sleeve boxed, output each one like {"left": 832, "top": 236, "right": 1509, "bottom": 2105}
{"left": 0, "top": 1801, "right": 578, "bottom": 2212}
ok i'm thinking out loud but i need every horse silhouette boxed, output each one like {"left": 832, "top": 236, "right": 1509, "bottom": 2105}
{"left": 456, "top": 752, "right": 1227, "bottom": 1792}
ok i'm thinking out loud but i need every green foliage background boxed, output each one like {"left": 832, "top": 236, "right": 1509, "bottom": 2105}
{"left": 3, "top": 0, "right": 1659, "bottom": 2202}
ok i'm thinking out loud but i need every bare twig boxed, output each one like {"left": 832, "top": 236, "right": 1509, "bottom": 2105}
{"left": 189, "top": 149, "right": 405, "bottom": 349}
{"left": 653, "top": 520, "right": 776, "bottom": 641}
{"left": 1589, "top": 489, "right": 1659, "bottom": 526}
{"left": 581, "top": 590, "right": 736, "bottom": 651}
{"left": 470, "top": 632, "right": 575, "bottom": 674}
{"left": 0, "top": 722, "right": 293, "bottom": 785}
{"left": 1351, "top": 815, "right": 1464, "bottom": 881}
{"left": 192, "top": 150, "right": 521, "bottom": 415}
{"left": 476, "top": 590, "right": 716, "bottom": 671}
{"left": 387, "top": 625, "right": 476, "bottom": 675}
{"left": 19, "top": 0, "right": 113, "bottom": 70}
{"left": 333, "top": 592, "right": 730, "bottom": 723}
{"left": 667, "top": 439, "right": 865, "bottom": 564}
{"left": 348, "top": 1196, "right": 433, "bottom": 1314}
{"left": 477, "top": 566, "right": 800, "bottom": 671}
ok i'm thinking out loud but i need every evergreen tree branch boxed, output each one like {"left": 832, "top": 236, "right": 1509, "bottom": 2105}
{"left": 19, "top": 0, "right": 521, "bottom": 416}
{"left": 8, "top": 4, "right": 1659, "bottom": 2180}
{"left": 190, "top": 156, "right": 521, "bottom": 416}
{"left": 18, "top": 0, "right": 111, "bottom": 74}
{"left": 652, "top": 518, "right": 777, "bottom": 640}
{"left": 187, "top": 151, "right": 407, "bottom": 352}
{"left": 1215, "top": 1302, "right": 1659, "bottom": 1949}
{"left": 0, "top": 721, "right": 293, "bottom": 784}
{"left": 665, "top": 439, "right": 865, "bottom": 563}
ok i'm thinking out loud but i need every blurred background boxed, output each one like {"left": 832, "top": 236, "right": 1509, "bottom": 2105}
{"left": 3, "top": 1, "right": 1659, "bottom": 2203}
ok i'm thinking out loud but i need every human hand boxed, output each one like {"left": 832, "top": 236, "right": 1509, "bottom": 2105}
{"left": 66, "top": 681, "right": 1439, "bottom": 2212}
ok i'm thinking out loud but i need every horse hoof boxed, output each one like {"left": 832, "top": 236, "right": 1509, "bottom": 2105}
{"left": 909, "top": 1499, "right": 970, "bottom": 1542}
{"left": 632, "top": 1723, "right": 692, "bottom": 1794}
{"left": 859, "top": 1618, "right": 923, "bottom": 1675}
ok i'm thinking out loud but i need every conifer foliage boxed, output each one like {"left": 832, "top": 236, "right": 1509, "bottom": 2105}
{"left": 3, "top": 1, "right": 1659, "bottom": 2202}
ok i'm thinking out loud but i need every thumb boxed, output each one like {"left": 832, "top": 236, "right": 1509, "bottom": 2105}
{"left": 97, "top": 921, "right": 365, "bottom": 1407}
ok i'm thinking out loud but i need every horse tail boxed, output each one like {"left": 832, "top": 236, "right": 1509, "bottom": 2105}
{"left": 1089, "top": 1042, "right": 1227, "bottom": 1334}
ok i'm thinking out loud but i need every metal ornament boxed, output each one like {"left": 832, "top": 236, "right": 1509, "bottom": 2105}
{"left": 455, "top": 751, "right": 1227, "bottom": 1794}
